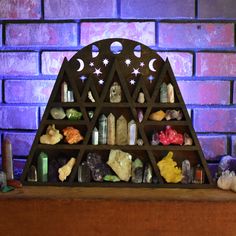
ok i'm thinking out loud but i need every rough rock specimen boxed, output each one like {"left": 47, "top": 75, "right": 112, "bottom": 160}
{"left": 58, "top": 157, "right": 76, "bottom": 182}
{"left": 63, "top": 126, "right": 84, "bottom": 144}
{"left": 149, "top": 110, "right": 166, "bottom": 121}
{"left": 159, "top": 126, "right": 184, "bottom": 145}
{"left": 50, "top": 107, "right": 66, "bottom": 120}
{"left": 40, "top": 124, "right": 63, "bottom": 145}
{"left": 110, "top": 82, "right": 121, "bottom": 103}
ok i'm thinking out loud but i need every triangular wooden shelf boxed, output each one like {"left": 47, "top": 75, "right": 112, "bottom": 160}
{"left": 21, "top": 38, "right": 214, "bottom": 188}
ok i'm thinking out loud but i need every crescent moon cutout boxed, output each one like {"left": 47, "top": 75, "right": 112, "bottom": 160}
{"left": 76, "top": 58, "right": 84, "bottom": 72}
{"left": 149, "top": 58, "right": 157, "bottom": 72}
{"left": 92, "top": 45, "right": 99, "bottom": 58}
{"left": 134, "top": 45, "right": 141, "bottom": 58}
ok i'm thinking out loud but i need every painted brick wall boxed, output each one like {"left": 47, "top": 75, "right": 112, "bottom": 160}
{"left": 0, "top": 0, "right": 236, "bottom": 178}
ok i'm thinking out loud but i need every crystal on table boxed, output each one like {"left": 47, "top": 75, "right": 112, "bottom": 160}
{"left": 2, "top": 138, "right": 14, "bottom": 180}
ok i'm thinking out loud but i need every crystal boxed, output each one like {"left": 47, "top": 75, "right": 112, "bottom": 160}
{"left": 181, "top": 160, "right": 191, "bottom": 184}
{"left": 218, "top": 155, "right": 236, "bottom": 173}
{"left": 27, "top": 165, "right": 37, "bottom": 182}
{"left": 167, "top": 83, "right": 174, "bottom": 103}
{"left": 88, "top": 111, "right": 94, "bottom": 119}
{"left": 103, "top": 175, "right": 120, "bottom": 182}
{"left": 116, "top": 115, "right": 128, "bottom": 145}
{"left": 40, "top": 124, "right": 63, "bottom": 145}
{"left": 66, "top": 108, "right": 82, "bottom": 120}
{"left": 149, "top": 110, "right": 166, "bottom": 121}
{"left": 48, "top": 157, "right": 67, "bottom": 182}
{"left": 131, "top": 158, "right": 143, "bottom": 183}
{"left": 50, "top": 107, "right": 66, "bottom": 120}
{"left": 2, "top": 138, "right": 14, "bottom": 180}
{"left": 98, "top": 114, "right": 107, "bottom": 144}
{"left": 137, "top": 139, "right": 144, "bottom": 146}
{"left": 7, "top": 180, "right": 22, "bottom": 188}
{"left": 110, "top": 82, "right": 121, "bottom": 103}
{"left": 61, "top": 81, "right": 68, "bottom": 102}
{"left": 58, "top": 157, "right": 76, "bottom": 182}
{"left": 107, "top": 149, "right": 132, "bottom": 182}
{"left": 184, "top": 133, "right": 193, "bottom": 145}
{"left": 78, "top": 162, "right": 91, "bottom": 183}
{"left": 165, "top": 110, "right": 183, "bottom": 121}
{"left": 67, "top": 90, "right": 74, "bottom": 102}
{"left": 143, "top": 163, "right": 153, "bottom": 183}
{"left": 63, "top": 126, "right": 84, "bottom": 144}
{"left": 1, "top": 186, "right": 14, "bottom": 193}
{"left": 137, "top": 109, "right": 144, "bottom": 123}
{"left": 92, "top": 127, "right": 99, "bottom": 145}
{"left": 151, "top": 132, "right": 159, "bottom": 145}
{"left": 88, "top": 91, "right": 95, "bottom": 102}
{"left": 160, "top": 82, "right": 167, "bottom": 103}
{"left": 193, "top": 164, "right": 204, "bottom": 184}
{"left": 137, "top": 92, "right": 145, "bottom": 104}
{"left": 0, "top": 171, "right": 7, "bottom": 188}
{"left": 107, "top": 113, "right": 116, "bottom": 145}
{"left": 37, "top": 152, "right": 48, "bottom": 182}
{"left": 159, "top": 126, "right": 184, "bottom": 145}
{"left": 128, "top": 120, "right": 137, "bottom": 145}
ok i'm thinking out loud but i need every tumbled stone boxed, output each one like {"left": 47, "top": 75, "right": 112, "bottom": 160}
{"left": 131, "top": 158, "right": 143, "bottom": 183}
{"left": 149, "top": 110, "right": 166, "bottom": 121}
{"left": 143, "top": 163, "right": 153, "bottom": 183}
{"left": 40, "top": 124, "right": 63, "bottom": 145}
{"left": 128, "top": 120, "right": 137, "bottom": 145}
{"left": 103, "top": 175, "right": 120, "bottom": 182}
{"left": 107, "top": 149, "right": 132, "bottom": 182}
{"left": 107, "top": 113, "right": 115, "bottom": 145}
{"left": 160, "top": 82, "right": 167, "bottom": 103}
{"left": 50, "top": 107, "right": 66, "bottom": 120}
{"left": 110, "top": 82, "right": 121, "bottom": 103}
{"left": 137, "top": 92, "right": 145, "bottom": 104}
{"left": 66, "top": 108, "right": 82, "bottom": 120}
{"left": 167, "top": 83, "right": 174, "bottom": 103}
{"left": 58, "top": 157, "right": 76, "bottom": 182}
{"left": 116, "top": 115, "right": 128, "bottom": 145}
{"left": 98, "top": 114, "right": 107, "bottom": 144}
{"left": 63, "top": 126, "right": 84, "bottom": 144}
{"left": 137, "top": 139, "right": 144, "bottom": 146}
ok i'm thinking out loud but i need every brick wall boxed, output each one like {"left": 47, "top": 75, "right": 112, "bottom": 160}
{"left": 0, "top": 0, "right": 236, "bottom": 178}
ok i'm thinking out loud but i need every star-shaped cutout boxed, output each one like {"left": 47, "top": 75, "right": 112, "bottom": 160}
{"left": 140, "top": 62, "right": 145, "bottom": 67}
{"left": 80, "top": 75, "right": 87, "bottom": 82}
{"left": 148, "top": 75, "right": 155, "bottom": 83}
{"left": 103, "top": 58, "right": 109, "bottom": 66}
{"left": 93, "top": 68, "right": 102, "bottom": 76}
{"left": 125, "top": 59, "right": 131, "bottom": 66}
{"left": 132, "top": 68, "right": 140, "bottom": 77}
{"left": 98, "top": 79, "right": 104, "bottom": 85}
{"left": 130, "top": 79, "right": 136, "bottom": 85}
{"left": 89, "top": 62, "right": 94, "bottom": 67}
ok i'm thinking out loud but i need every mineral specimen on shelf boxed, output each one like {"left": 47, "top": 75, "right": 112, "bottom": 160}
{"left": 151, "top": 132, "right": 159, "bottom": 145}
{"left": 128, "top": 120, "right": 137, "bottom": 145}
{"left": 0, "top": 171, "right": 7, "bottom": 188}
{"left": 58, "top": 157, "right": 76, "bottom": 182}
{"left": 92, "top": 127, "right": 99, "bottom": 145}
{"left": 137, "top": 92, "right": 145, "bottom": 103}
{"left": 160, "top": 82, "right": 168, "bottom": 103}
{"left": 184, "top": 133, "right": 193, "bottom": 145}
{"left": 63, "top": 126, "right": 84, "bottom": 144}
{"left": 181, "top": 160, "right": 191, "bottom": 184}
{"left": 116, "top": 115, "right": 128, "bottom": 145}
{"left": 110, "top": 82, "right": 121, "bottom": 103}
{"left": 137, "top": 139, "right": 144, "bottom": 146}
{"left": 48, "top": 157, "right": 67, "bottom": 182}
{"left": 107, "top": 113, "right": 116, "bottom": 145}
{"left": 103, "top": 175, "right": 121, "bottom": 182}
{"left": 167, "top": 83, "right": 174, "bottom": 103}
{"left": 66, "top": 108, "right": 82, "bottom": 120}
{"left": 27, "top": 165, "right": 37, "bottom": 182}
{"left": 157, "top": 151, "right": 183, "bottom": 183}
{"left": 107, "top": 149, "right": 132, "bottom": 182}
{"left": 159, "top": 126, "right": 184, "bottom": 145}
{"left": 99, "top": 114, "right": 107, "bottom": 144}
{"left": 131, "top": 158, "right": 143, "bottom": 183}
{"left": 143, "top": 163, "right": 153, "bottom": 183}
{"left": 37, "top": 152, "right": 48, "bottom": 182}
{"left": 61, "top": 81, "right": 68, "bottom": 102}
{"left": 149, "top": 110, "right": 166, "bottom": 121}
{"left": 86, "top": 152, "right": 111, "bottom": 182}
{"left": 2, "top": 138, "right": 14, "bottom": 180}
{"left": 88, "top": 90, "right": 95, "bottom": 102}
{"left": 165, "top": 110, "right": 183, "bottom": 121}
{"left": 50, "top": 107, "right": 66, "bottom": 120}
{"left": 40, "top": 124, "right": 63, "bottom": 145}
{"left": 67, "top": 90, "right": 74, "bottom": 102}
{"left": 137, "top": 109, "right": 144, "bottom": 123}
{"left": 78, "top": 162, "right": 91, "bottom": 183}
{"left": 193, "top": 164, "right": 204, "bottom": 184}
{"left": 88, "top": 111, "right": 94, "bottom": 119}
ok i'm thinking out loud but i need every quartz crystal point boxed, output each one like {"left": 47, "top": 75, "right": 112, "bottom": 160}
{"left": 27, "top": 165, "right": 37, "bottom": 182}
{"left": 67, "top": 90, "right": 74, "bottom": 102}
{"left": 58, "top": 157, "right": 76, "bottom": 182}
{"left": 78, "top": 162, "right": 91, "bottom": 183}
{"left": 116, "top": 115, "right": 128, "bottom": 145}
{"left": 167, "top": 83, "right": 174, "bottom": 103}
{"left": 50, "top": 107, "right": 66, "bottom": 120}
{"left": 181, "top": 160, "right": 191, "bottom": 184}
{"left": 131, "top": 158, "right": 143, "bottom": 183}
{"left": 128, "top": 120, "right": 137, "bottom": 145}
{"left": 92, "top": 127, "right": 99, "bottom": 145}
{"left": 110, "top": 82, "right": 121, "bottom": 103}
{"left": 107, "top": 149, "right": 132, "bottom": 182}
{"left": 2, "top": 138, "right": 14, "bottom": 180}
{"left": 99, "top": 114, "right": 107, "bottom": 144}
{"left": 61, "top": 81, "right": 68, "bottom": 102}
{"left": 137, "top": 92, "right": 145, "bottom": 104}
{"left": 66, "top": 108, "right": 82, "bottom": 120}
{"left": 143, "top": 163, "right": 153, "bottom": 183}
{"left": 107, "top": 113, "right": 116, "bottom": 145}
{"left": 38, "top": 152, "right": 48, "bottom": 182}
{"left": 160, "top": 82, "right": 168, "bottom": 103}
{"left": 137, "top": 109, "right": 144, "bottom": 123}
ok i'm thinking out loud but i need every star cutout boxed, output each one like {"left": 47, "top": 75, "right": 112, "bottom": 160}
{"left": 98, "top": 79, "right": 104, "bottom": 85}
{"left": 80, "top": 75, "right": 87, "bottom": 82}
{"left": 140, "top": 62, "right": 145, "bottom": 67}
{"left": 93, "top": 68, "right": 102, "bottom": 76}
{"left": 132, "top": 68, "right": 140, "bottom": 77}
{"left": 125, "top": 59, "right": 131, "bottom": 66}
{"left": 89, "top": 62, "right": 94, "bottom": 67}
{"left": 148, "top": 75, "right": 155, "bottom": 83}
{"left": 130, "top": 79, "right": 136, "bottom": 85}
{"left": 103, "top": 58, "right": 109, "bottom": 66}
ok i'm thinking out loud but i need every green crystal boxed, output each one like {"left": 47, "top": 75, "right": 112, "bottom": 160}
{"left": 1, "top": 185, "right": 14, "bottom": 193}
{"left": 103, "top": 175, "right": 121, "bottom": 182}
{"left": 88, "top": 111, "right": 94, "bottom": 119}
{"left": 38, "top": 152, "right": 48, "bottom": 182}
{"left": 66, "top": 108, "right": 82, "bottom": 120}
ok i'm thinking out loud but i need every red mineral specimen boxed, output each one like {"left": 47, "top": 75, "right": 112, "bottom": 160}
{"left": 159, "top": 126, "right": 184, "bottom": 146}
